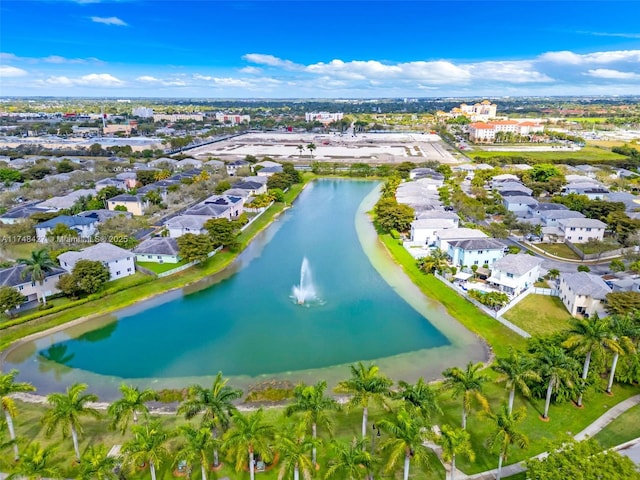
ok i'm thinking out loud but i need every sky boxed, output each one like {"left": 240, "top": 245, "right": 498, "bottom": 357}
{"left": 1, "top": 0, "right": 640, "bottom": 98}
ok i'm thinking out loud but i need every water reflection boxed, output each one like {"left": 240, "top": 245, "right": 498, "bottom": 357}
{"left": 38, "top": 343, "right": 75, "bottom": 381}
{"left": 75, "top": 319, "right": 118, "bottom": 343}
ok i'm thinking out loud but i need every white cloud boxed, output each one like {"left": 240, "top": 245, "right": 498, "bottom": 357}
{"left": 539, "top": 49, "right": 640, "bottom": 65}
{"left": 0, "top": 66, "right": 28, "bottom": 77}
{"left": 585, "top": 69, "right": 640, "bottom": 80}
{"left": 91, "top": 16, "right": 128, "bottom": 26}
{"left": 468, "top": 61, "right": 554, "bottom": 83}
{"left": 45, "top": 73, "right": 124, "bottom": 87}
{"left": 239, "top": 66, "right": 262, "bottom": 75}
{"left": 242, "top": 54, "right": 300, "bottom": 70}
{"left": 135, "top": 75, "right": 187, "bottom": 86}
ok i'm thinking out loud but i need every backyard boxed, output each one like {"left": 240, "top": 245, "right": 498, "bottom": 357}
{"left": 503, "top": 294, "right": 573, "bottom": 336}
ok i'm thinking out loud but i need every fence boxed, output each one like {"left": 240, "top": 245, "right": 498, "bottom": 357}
{"left": 156, "top": 246, "right": 223, "bottom": 278}
{"left": 564, "top": 241, "right": 636, "bottom": 261}
{"left": 433, "top": 272, "right": 531, "bottom": 338}
{"left": 241, "top": 203, "right": 272, "bottom": 232}
{"left": 532, "top": 287, "right": 559, "bottom": 296}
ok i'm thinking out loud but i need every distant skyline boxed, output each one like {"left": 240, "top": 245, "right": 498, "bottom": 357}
{"left": 1, "top": 1, "right": 640, "bottom": 98}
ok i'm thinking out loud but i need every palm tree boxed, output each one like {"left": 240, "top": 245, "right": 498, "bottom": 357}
{"left": 485, "top": 405, "right": 529, "bottom": 480}
{"left": 306, "top": 143, "right": 316, "bottom": 159}
{"left": 378, "top": 409, "right": 432, "bottom": 480}
{"left": 493, "top": 348, "right": 541, "bottom": 413}
{"left": 436, "top": 424, "right": 475, "bottom": 480}
{"left": 394, "top": 377, "right": 442, "bottom": 421}
{"left": 77, "top": 444, "right": 119, "bottom": 480}
{"left": 297, "top": 145, "right": 305, "bottom": 158}
{"left": 338, "top": 362, "right": 393, "bottom": 440}
{"left": 108, "top": 384, "right": 158, "bottom": 434}
{"left": 17, "top": 248, "right": 57, "bottom": 306}
{"left": 223, "top": 409, "right": 274, "bottom": 480}
{"left": 275, "top": 423, "right": 316, "bottom": 480}
{"left": 122, "top": 420, "right": 173, "bottom": 480}
{"left": 1, "top": 369, "right": 36, "bottom": 460}
{"left": 536, "top": 345, "right": 579, "bottom": 420}
{"left": 563, "top": 317, "right": 622, "bottom": 406}
{"left": 41, "top": 383, "right": 101, "bottom": 461}
{"left": 442, "top": 362, "right": 490, "bottom": 429}
{"left": 285, "top": 380, "right": 339, "bottom": 466}
{"left": 324, "top": 438, "right": 373, "bottom": 480}
{"left": 418, "top": 248, "right": 449, "bottom": 275}
{"left": 7, "top": 442, "right": 61, "bottom": 480}
{"left": 178, "top": 372, "right": 242, "bottom": 467}
{"left": 606, "top": 315, "right": 639, "bottom": 394}
{"left": 176, "top": 424, "right": 213, "bottom": 480}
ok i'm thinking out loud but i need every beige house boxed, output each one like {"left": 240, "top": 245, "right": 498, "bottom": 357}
{"left": 0, "top": 264, "right": 66, "bottom": 305}
{"left": 107, "top": 194, "right": 149, "bottom": 216}
{"left": 559, "top": 272, "right": 611, "bottom": 317}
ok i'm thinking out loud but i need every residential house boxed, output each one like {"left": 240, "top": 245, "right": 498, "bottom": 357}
{"left": 165, "top": 215, "right": 209, "bottom": 238}
{"left": 58, "top": 243, "right": 135, "bottom": 280}
{"left": 77, "top": 209, "right": 133, "bottom": 222}
{"left": 604, "top": 192, "right": 640, "bottom": 213}
{"left": 38, "top": 189, "right": 96, "bottom": 212}
{"left": 175, "top": 158, "right": 203, "bottom": 170}
{"left": 95, "top": 177, "right": 126, "bottom": 192}
{"left": 0, "top": 264, "right": 65, "bottom": 305}
{"left": 35, "top": 215, "right": 98, "bottom": 243}
{"left": 409, "top": 168, "right": 445, "bottom": 181}
{"left": 503, "top": 196, "right": 538, "bottom": 214}
{"left": 495, "top": 182, "right": 533, "bottom": 196}
{"left": 559, "top": 272, "right": 611, "bottom": 317}
{"left": 435, "top": 228, "right": 488, "bottom": 252}
{"left": 230, "top": 180, "right": 267, "bottom": 196}
{"left": 558, "top": 218, "right": 606, "bottom": 243}
{"left": 185, "top": 195, "right": 244, "bottom": 219}
{"left": 116, "top": 172, "right": 139, "bottom": 189}
{"left": 0, "top": 202, "right": 45, "bottom": 225}
{"left": 410, "top": 217, "right": 459, "bottom": 246}
{"left": 226, "top": 160, "right": 250, "bottom": 176}
{"left": 540, "top": 209, "right": 586, "bottom": 226}
{"left": 256, "top": 165, "right": 283, "bottom": 177}
{"left": 561, "top": 182, "right": 609, "bottom": 200}
{"left": 447, "top": 238, "right": 505, "bottom": 268}
{"left": 148, "top": 157, "right": 179, "bottom": 169}
{"left": 252, "top": 160, "right": 281, "bottom": 171}
{"left": 488, "top": 254, "right": 543, "bottom": 296}
{"left": 133, "top": 237, "right": 181, "bottom": 264}
{"left": 107, "top": 194, "right": 149, "bottom": 216}
{"left": 491, "top": 173, "right": 520, "bottom": 185}
{"left": 528, "top": 203, "right": 569, "bottom": 217}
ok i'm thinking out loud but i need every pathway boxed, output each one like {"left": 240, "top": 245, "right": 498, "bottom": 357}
{"left": 458, "top": 394, "right": 640, "bottom": 479}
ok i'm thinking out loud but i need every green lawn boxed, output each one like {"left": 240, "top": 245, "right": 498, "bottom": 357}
{"left": 469, "top": 145, "right": 627, "bottom": 163}
{"left": 137, "top": 259, "right": 190, "bottom": 274}
{"left": 503, "top": 295, "right": 573, "bottom": 336}
{"left": 593, "top": 403, "right": 640, "bottom": 449}
{"left": 532, "top": 242, "right": 581, "bottom": 260}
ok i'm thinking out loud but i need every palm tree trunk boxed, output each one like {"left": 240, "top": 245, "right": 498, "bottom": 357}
{"left": 312, "top": 422, "right": 317, "bottom": 466}
{"left": 543, "top": 379, "right": 554, "bottom": 419}
{"left": 212, "top": 426, "right": 220, "bottom": 467}
{"left": 461, "top": 408, "right": 467, "bottom": 430}
{"left": 450, "top": 455, "right": 456, "bottom": 480}
{"left": 294, "top": 464, "right": 300, "bottom": 480}
{"left": 201, "top": 462, "right": 207, "bottom": 480}
{"left": 577, "top": 350, "right": 592, "bottom": 407}
{"left": 508, "top": 388, "right": 515, "bottom": 414}
{"left": 403, "top": 453, "right": 410, "bottom": 480}
{"left": 607, "top": 352, "right": 620, "bottom": 394}
{"left": 39, "top": 281, "right": 47, "bottom": 306}
{"left": 4, "top": 408, "right": 19, "bottom": 460}
{"left": 249, "top": 450, "right": 255, "bottom": 480}
{"left": 150, "top": 460, "right": 157, "bottom": 480}
{"left": 71, "top": 424, "right": 80, "bottom": 460}
{"left": 362, "top": 406, "right": 368, "bottom": 440}
{"left": 133, "top": 410, "right": 138, "bottom": 424}
{"left": 496, "top": 453, "right": 503, "bottom": 480}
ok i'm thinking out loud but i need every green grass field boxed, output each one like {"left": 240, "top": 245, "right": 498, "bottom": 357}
{"left": 531, "top": 242, "right": 581, "bottom": 260}
{"left": 137, "top": 259, "right": 190, "bottom": 274}
{"left": 503, "top": 295, "right": 573, "bottom": 336}
{"left": 468, "top": 145, "right": 627, "bottom": 163}
{"left": 593, "top": 403, "right": 640, "bottom": 449}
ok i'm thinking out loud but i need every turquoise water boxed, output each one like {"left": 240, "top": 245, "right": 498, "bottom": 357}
{"left": 4, "top": 180, "right": 488, "bottom": 398}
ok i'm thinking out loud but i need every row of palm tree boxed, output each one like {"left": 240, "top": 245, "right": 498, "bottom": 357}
{"left": 297, "top": 144, "right": 316, "bottom": 159}
{"left": 3, "top": 309, "right": 640, "bottom": 480}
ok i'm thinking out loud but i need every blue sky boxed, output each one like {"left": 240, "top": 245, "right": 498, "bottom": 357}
{"left": 1, "top": 0, "right": 639, "bottom": 98}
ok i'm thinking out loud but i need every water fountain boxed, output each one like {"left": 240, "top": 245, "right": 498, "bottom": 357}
{"left": 292, "top": 257, "right": 317, "bottom": 304}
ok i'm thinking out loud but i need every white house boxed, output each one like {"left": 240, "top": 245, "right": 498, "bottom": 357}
{"left": 435, "top": 228, "right": 488, "bottom": 252}
{"left": 185, "top": 195, "right": 244, "bottom": 219}
{"left": 558, "top": 218, "right": 607, "bottom": 243}
{"left": 410, "top": 217, "right": 459, "bottom": 246}
{"left": 488, "top": 254, "right": 543, "bottom": 296}
{"left": 447, "top": 238, "right": 505, "bottom": 268}
{"left": 35, "top": 215, "right": 98, "bottom": 243}
{"left": 540, "top": 210, "right": 585, "bottom": 227}
{"left": 133, "top": 237, "right": 181, "bottom": 264}
{"left": 503, "top": 196, "right": 538, "bottom": 214}
{"left": 226, "top": 160, "right": 250, "bottom": 176}
{"left": 165, "top": 215, "right": 209, "bottom": 238}
{"left": 559, "top": 272, "right": 611, "bottom": 317}
{"left": 58, "top": 243, "right": 135, "bottom": 280}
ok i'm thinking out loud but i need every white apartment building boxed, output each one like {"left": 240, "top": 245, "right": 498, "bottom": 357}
{"left": 469, "top": 120, "right": 544, "bottom": 143}
{"left": 213, "top": 113, "right": 250, "bottom": 125}
{"left": 305, "top": 112, "right": 344, "bottom": 125}
{"left": 153, "top": 113, "right": 205, "bottom": 122}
